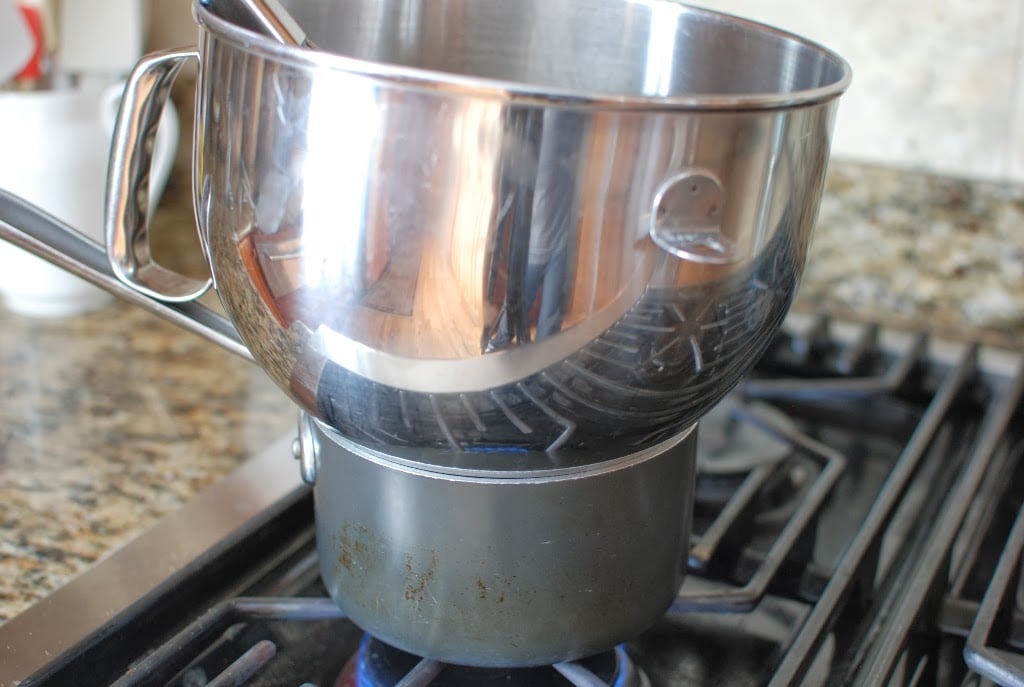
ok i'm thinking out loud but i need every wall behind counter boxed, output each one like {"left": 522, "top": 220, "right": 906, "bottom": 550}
{"left": 696, "top": 0, "right": 1023, "bottom": 185}
{"left": 147, "top": 0, "right": 1023, "bottom": 184}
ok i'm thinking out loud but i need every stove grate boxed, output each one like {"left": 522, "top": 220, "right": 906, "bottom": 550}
{"left": 765, "top": 339, "right": 984, "bottom": 686}
{"left": 109, "top": 598, "right": 357, "bottom": 687}
{"left": 848, "top": 360, "right": 1024, "bottom": 685}
{"left": 676, "top": 402, "right": 845, "bottom": 612}
{"left": 964, "top": 478, "right": 1024, "bottom": 687}
{"left": 11, "top": 316, "right": 1024, "bottom": 687}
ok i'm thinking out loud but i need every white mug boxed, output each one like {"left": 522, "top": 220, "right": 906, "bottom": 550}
{"left": 0, "top": 82, "right": 178, "bottom": 317}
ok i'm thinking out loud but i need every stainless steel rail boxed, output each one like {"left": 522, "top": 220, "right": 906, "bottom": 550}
{"left": 0, "top": 434, "right": 304, "bottom": 687}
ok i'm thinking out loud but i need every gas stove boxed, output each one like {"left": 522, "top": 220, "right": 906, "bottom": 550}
{"left": 2, "top": 313, "right": 1022, "bottom": 687}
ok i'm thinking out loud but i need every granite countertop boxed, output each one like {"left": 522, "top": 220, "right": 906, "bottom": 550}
{"left": 1, "top": 158, "right": 1022, "bottom": 625}
{"left": 795, "top": 163, "right": 1024, "bottom": 349}
{"left": 0, "top": 140, "right": 299, "bottom": 623}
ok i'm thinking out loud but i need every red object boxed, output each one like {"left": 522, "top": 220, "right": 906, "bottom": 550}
{"left": 15, "top": 4, "right": 45, "bottom": 82}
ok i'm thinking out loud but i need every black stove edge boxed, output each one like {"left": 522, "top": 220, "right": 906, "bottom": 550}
{"left": 0, "top": 433, "right": 306, "bottom": 687}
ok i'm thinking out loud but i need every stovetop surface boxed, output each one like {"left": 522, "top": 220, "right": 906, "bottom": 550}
{"left": 4, "top": 315, "right": 1024, "bottom": 687}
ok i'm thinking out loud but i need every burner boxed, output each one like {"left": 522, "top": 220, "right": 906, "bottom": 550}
{"left": 693, "top": 400, "right": 801, "bottom": 512}
{"left": 334, "top": 636, "right": 647, "bottom": 687}
{"left": 696, "top": 400, "right": 795, "bottom": 475}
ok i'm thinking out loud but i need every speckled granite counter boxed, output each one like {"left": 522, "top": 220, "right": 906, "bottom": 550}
{"left": 0, "top": 152, "right": 299, "bottom": 622}
{"left": 0, "top": 302, "right": 296, "bottom": 622}
{"left": 796, "top": 163, "right": 1024, "bottom": 349}
{"left": 1, "top": 159, "right": 1022, "bottom": 624}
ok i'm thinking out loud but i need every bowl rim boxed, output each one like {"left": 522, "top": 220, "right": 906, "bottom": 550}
{"left": 193, "top": 0, "right": 852, "bottom": 112}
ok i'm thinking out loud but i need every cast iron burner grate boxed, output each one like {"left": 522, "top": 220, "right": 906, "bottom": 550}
{"left": 107, "top": 596, "right": 646, "bottom": 687}
{"left": 8, "top": 315, "right": 1024, "bottom": 687}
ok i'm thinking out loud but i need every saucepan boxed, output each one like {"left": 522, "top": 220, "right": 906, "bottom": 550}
{"left": 0, "top": 0, "right": 849, "bottom": 464}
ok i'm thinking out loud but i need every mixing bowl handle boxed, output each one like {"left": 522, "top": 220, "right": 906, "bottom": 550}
{"left": 648, "top": 169, "right": 743, "bottom": 264}
{"left": 0, "top": 188, "right": 252, "bottom": 361}
{"left": 0, "top": 47, "right": 251, "bottom": 359}
{"left": 106, "top": 48, "right": 212, "bottom": 304}
{"left": 85, "top": 47, "right": 253, "bottom": 361}
{"left": 0, "top": 47, "right": 256, "bottom": 362}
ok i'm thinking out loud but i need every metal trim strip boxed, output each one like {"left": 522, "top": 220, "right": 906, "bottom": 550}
{"left": 0, "top": 433, "right": 303, "bottom": 687}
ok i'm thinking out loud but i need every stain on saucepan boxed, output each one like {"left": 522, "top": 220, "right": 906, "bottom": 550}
{"left": 403, "top": 550, "right": 437, "bottom": 602}
{"left": 334, "top": 523, "right": 381, "bottom": 579}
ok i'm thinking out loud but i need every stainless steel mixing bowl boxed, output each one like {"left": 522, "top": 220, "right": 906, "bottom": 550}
{"left": 0, "top": 1, "right": 851, "bottom": 667}
{"left": 102, "top": 0, "right": 851, "bottom": 462}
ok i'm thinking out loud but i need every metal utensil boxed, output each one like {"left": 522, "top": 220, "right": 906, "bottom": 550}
{"left": 199, "top": 0, "right": 314, "bottom": 47}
